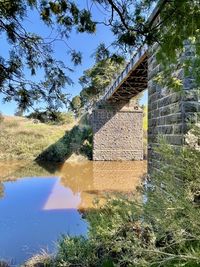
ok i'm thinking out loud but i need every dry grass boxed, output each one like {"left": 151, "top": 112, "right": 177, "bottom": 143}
{"left": 23, "top": 250, "right": 53, "bottom": 267}
{"left": 0, "top": 116, "right": 75, "bottom": 160}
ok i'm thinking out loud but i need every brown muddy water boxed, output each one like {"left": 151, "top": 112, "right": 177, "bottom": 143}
{"left": 0, "top": 160, "right": 147, "bottom": 265}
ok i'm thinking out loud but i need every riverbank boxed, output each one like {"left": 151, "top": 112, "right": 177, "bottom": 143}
{"left": 0, "top": 108, "right": 147, "bottom": 161}
{"left": 0, "top": 116, "right": 91, "bottom": 162}
{"left": 0, "top": 116, "right": 69, "bottom": 160}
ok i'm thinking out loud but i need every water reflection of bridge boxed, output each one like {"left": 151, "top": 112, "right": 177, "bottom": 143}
{"left": 59, "top": 161, "right": 147, "bottom": 211}
{"left": 0, "top": 161, "right": 146, "bottom": 211}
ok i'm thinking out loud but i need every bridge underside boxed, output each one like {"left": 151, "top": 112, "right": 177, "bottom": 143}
{"left": 92, "top": 50, "right": 148, "bottom": 161}
{"left": 107, "top": 57, "right": 147, "bottom": 103}
{"left": 101, "top": 49, "right": 148, "bottom": 104}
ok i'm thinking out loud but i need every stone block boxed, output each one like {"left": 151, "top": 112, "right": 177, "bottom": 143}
{"left": 165, "top": 113, "right": 182, "bottom": 125}
{"left": 164, "top": 135, "right": 183, "bottom": 145}
{"left": 150, "top": 101, "right": 158, "bottom": 111}
{"left": 162, "top": 125, "right": 174, "bottom": 134}
{"left": 157, "top": 116, "right": 165, "bottom": 126}
{"left": 183, "top": 101, "right": 198, "bottom": 113}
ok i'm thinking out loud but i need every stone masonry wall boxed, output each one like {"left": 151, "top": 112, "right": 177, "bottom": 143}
{"left": 92, "top": 101, "right": 143, "bottom": 161}
{"left": 148, "top": 42, "right": 200, "bottom": 168}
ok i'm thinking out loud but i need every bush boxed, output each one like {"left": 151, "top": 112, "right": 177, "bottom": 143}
{"left": 56, "top": 236, "right": 97, "bottom": 266}
{"left": 54, "top": 130, "right": 200, "bottom": 266}
{"left": 62, "top": 112, "right": 74, "bottom": 124}
{"left": 23, "top": 251, "right": 53, "bottom": 267}
{"left": 27, "top": 110, "right": 74, "bottom": 125}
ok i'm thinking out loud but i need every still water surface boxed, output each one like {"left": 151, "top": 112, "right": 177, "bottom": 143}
{"left": 0, "top": 160, "right": 146, "bottom": 265}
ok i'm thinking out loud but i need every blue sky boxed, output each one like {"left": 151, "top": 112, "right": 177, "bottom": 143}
{"left": 0, "top": 1, "right": 147, "bottom": 115}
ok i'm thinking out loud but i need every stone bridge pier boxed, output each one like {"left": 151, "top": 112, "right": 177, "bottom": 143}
{"left": 92, "top": 100, "right": 143, "bottom": 161}
{"left": 91, "top": 0, "right": 199, "bottom": 164}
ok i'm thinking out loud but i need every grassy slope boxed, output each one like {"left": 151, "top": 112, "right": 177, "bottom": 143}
{"left": 0, "top": 109, "right": 147, "bottom": 161}
{"left": 0, "top": 116, "right": 73, "bottom": 160}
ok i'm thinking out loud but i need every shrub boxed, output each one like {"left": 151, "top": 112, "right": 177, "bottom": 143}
{"left": 27, "top": 110, "right": 74, "bottom": 125}
{"left": 56, "top": 236, "right": 97, "bottom": 266}
{"left": 62, "top": 112, "right": 74, "bottom": 124}
{"left": 23, "top": 250, "right": 53, "bottom": 267}
{"left": 54, "top": 130, "right": 200, "bottom": 266}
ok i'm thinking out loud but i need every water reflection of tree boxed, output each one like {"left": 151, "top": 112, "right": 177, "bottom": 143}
{"left": 0, "top": 161, "right": 59, "bottom": 181}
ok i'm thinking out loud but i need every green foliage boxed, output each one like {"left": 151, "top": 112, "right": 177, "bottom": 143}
{"left": 158, "top": 2, "right": 200, "bottom": 59}
{"left": 70, "top": 96, "right": 82, "bottom": 117}
{"left": 0, "top": 0, "right": 200, "bottom": 112}
{"left": 143, "top": 105, "right": 148, "bottom": 132}
{"left": 53, "top": 132, "right": 200, "bottom": 266}
{"left": 152, "top": 1, "right": 200, "bottom": 90}
{"left": 79, "top": 58, "right": 125, "bottom": 108}
{"left": 27, "top": 110, "right": 74, "bottom": 125}
{"left": 23, "top": 250, "right": 53, "bottom": 267}
{"left": 36, "top": 125, "right": 92, "bottom": 162}
{"left": 0, "top": 0, "right": 96, "bottom": 110}
{"left": 61, "top": 112, "right": 74, "bottom": 125}
{"left": 91, "top": 1, "right": 200, "bottom": 92}
{"left": 1, "top": 0, "right": 200, "bottom": 110}
{"left": 56, "top": 236, "right": 97, "bottom": 266}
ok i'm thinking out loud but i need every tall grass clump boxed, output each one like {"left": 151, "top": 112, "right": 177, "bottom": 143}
{"left": 53, "top": 128, "right": 200, "bottom": 267}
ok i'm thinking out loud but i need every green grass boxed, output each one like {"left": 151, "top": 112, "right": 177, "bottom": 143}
{"left": 143, "top": 105, "right": 148, "bottom": 158}
{"left": 0, "top": 116, "right": 73, "bottom": 160}
{"left": 143, "top": 105, "right": 148, "bottom": 132}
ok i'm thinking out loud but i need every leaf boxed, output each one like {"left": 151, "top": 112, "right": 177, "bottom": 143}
{"left": 102, "top": 258, "right": 114, "bottom": 267}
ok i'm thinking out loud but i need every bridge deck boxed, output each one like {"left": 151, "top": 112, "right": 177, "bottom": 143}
{"left": 100, "top": 46, "right": 148, "bottom": 103}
